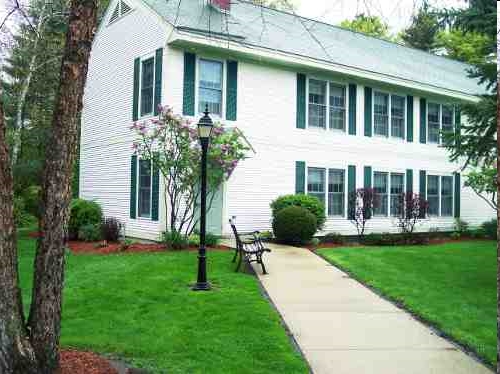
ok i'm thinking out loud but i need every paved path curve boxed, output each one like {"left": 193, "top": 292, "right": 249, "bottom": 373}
{"left": 252, "top": 243, "right": 492, "bottom": 374}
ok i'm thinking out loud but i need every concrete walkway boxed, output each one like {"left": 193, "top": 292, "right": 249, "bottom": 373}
{"left": 252, "top": 243, "right": 492, "bottom": 374}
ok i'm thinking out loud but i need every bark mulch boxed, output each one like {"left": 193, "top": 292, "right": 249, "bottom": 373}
{"left": 60, "top": 350, "right": 117, "bottom": 374}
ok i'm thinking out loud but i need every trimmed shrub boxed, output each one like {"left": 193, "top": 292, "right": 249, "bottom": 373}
{"left": 78, "top": 224, "right": 102, "bottom": 242}
{"left": 322, "top": 232, "right": 345, "bottom": 244}
{"left": 272, "top": 206, "right": 317, "bottom": 245}
{"left": 271, "top": 194, "right": 325, "bottom": 230}
{"left": 188, "top": 232, "right": 219, "bottom": 247}
{"left": 481, "top": 219, "right": 497, "bottom": 239}
{"left": 69, "top": 199, "right": 103, "bottom": 240}
{"left": 453, "top": 219, "right": 470, "bottom": 236}
{"left": 163, "top": 230, "right": 189, "bottom": 250}
{"left": 101, "top": 217, "right": 121, "bottom": 242}
{"left": 363, "top": 232, "right": 402, "bottom": 246}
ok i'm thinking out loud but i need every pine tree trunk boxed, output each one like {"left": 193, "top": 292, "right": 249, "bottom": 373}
{"left": 496, "top": 87, "right": 499, "bottom": 374}
{"left": 24, "top": 0, "right": 98, "bottom": 372}
{"left": 0, "top": 91, "right": 38, "bottom": 373}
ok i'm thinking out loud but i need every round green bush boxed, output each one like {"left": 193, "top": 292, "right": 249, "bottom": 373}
{"left": 69, "top": 199, "right": 103, "bottom": 240}
{"left": 272, "top": 206, "right": 317, "bottom": 245}
{"left": 481, "top": 219, "right": 497, "bottom": 239}
{"left": 23, "top": 185, "right": 42, "bottom": 218}
{"left": 271, "top": 194, "right": 325, "bottom": 229}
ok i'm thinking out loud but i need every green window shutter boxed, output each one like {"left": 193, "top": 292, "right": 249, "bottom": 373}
{"left": 153, "top": 48, "right": 163, "bottom": 115}
{"left": 130, "top": 155, "right": 137, "bottom": 219}
{"left": 348, "top": 84, "right": 357, "bottom": 135}
{"left": 296, "top": 73, "right": 306, "bottom": 129}
{"left": 132, "top": 58, "right": 140, "bottom": 121}
{"left": 406, "top": 169, "right": 413, "bottom": 194}
{"left": 295, "top": 161, "right": 305, "bottom": 194}
{"left": 226, "top": 60, "right": 238, "bottom": 121}
{"left": 364, "top": 166, "right": 372, "bottom": 188}
{"left": 419, "top": 170, "right": 426, "bottom": 218}
{"left": 406, "top": 95, "right": 413, "bottom": 142}
{"left": 455, "top": 106, "right": 461, "bottom": 150}
{"left": 347, "top": 165, "right": 356, "bottom": 219}
{"left": 183, "top": 52, "right": 196, "bottom": 116}
{"left": 151, "top": 153, "right": 160, "bottom": 221}
{"left": 364, "top": 86, "right": 372, "bottom": 137}
{"left": 454, "top": 172, "right": 461, "bottom": 218}
{"left": 419, "top": 98, "right": 427, "bottom": 144}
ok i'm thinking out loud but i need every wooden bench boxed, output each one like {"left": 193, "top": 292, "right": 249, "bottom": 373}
{"left": 229, "top": 218, "right": 271, "bottom": 274}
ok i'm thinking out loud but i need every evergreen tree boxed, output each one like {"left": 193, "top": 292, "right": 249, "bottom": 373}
{"left": 400, "top": 1, "right": 439, "bottom": 52}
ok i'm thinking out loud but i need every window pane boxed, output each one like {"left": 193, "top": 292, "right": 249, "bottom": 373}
{"left": 428, "top": 102, "right": 440, "bottom": 143}
{"left": 374, "top": 92, "right": 389, "bottom": 137}
{"left": 441, "top": 105, "right": 454, "bottom": 140}
{"left": 328, "top": 169, "right": 344, "bottom": 216}
{"left": 199, "top": 59, "right": 223, "bottom": 115}
{"left": 140, "top": 58, "right": 154, "bottom": 116}
{"left": 308, "top": 167, "right": 325, "bottom": 204}
{"left": 391, "top": 95, "right": 405, "bottom": 139}
{"left": 138, "top": 159, "right": 152, "bottom": 218}
{"left": 374, "top": 172, "right": 388, "bottom": 216}
{"left": 390, "top": 173, "right": 404, "bottom": 216}
{"left": 308, "top": 80, "right": 326, "bottom": 128}
{"left": 441, "top": 176, "right": 453, "bottom": 216}
{"left": 427, "top": 175, "right": 439, "bottom": 215}
{"left": 329, "top": 84, "right": 345, "bottom": 131}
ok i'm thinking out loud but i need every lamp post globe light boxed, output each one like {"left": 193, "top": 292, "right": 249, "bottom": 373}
{"left": 192, "top": 105, "right": 214, "bottom": 291}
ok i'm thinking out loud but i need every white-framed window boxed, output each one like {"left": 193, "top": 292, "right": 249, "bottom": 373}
{"left": 198, "top": 59, "right": 223, "bottom": 116}
{"left": 328, "top": 169, "right": 345, "bottom": 216}
{"left": 441, "top": 176, "right": 453, "bottom": 216}
{"left": 427, "top": 175, "right": 440, "bottom": 216}
{"left": 138, "top": 159, "right": 152, "bottom": 218}
{"left": 390, "top": 173, "right": 405, "bottom": 216}
{"left": 307, "top": 166, "right": 347, "bottom": 218}
{"left": 427, "top": 102, "right": 455, "bottom": 144}
{"left": 307, "top": 77, "right": 347, "bottom": 132}
{"left": 307, "top": 167, "right": 326, "bottom": 205}
{"left": 373, "top": 172, "right": 388, "bottom": 216}
{"left": 373, "top": 91, "right": 406, "bottom": 139}
{"left": 139, "top": 57, "right": 155, "bottom": 117}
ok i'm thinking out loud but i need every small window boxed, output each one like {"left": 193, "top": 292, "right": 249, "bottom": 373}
{"left": 307, "top": 167, "right": 325, "bottom": 205}
{"left": 329, "top": 83, "right": 346, "bottom": 131}
{"left": 328, "top": 169, "right": 345, "bottom": 216}
{"left": 441, "top": 105, "right": 454, "bottom": 141}
{"left": 427, "top": 175, "right": 440, "bottom": 216}
{"left": 373, "top": 92, "right": 389, "bottom": 137}
{"left": 373, "top": 172, "right": 388, "bottom": 216}
{"left": 198, "top": 59, "right": 223, "bottom": 116}
{"left": 140, "top": 58, "right": 155, "bottom": 116}
{"left": 390, "top": 173, "right": 404, "bottom": 216}
{"left": 138, "top": 159, "right": 152, "bottom": 218}
{"left": 108, "top": 0, "right": 132, "bottom": 24}
{"left": 391, "top": 95, "right": 405, "bottom": 139}
{"left": 441, "top": 176, "right": 453, "bottom": 216}
{"left": 428, "top": 102, "right": 440, "bottom": 144}
{"left": 308, "top": 79, "right": 327, "bottom": 129}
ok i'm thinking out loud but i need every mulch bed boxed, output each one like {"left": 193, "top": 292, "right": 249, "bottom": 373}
{"left": 60, "top": 350, "right": 117, "bottom": 374}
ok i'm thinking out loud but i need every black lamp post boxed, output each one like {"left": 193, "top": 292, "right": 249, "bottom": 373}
{"left": 192, "top": 105, "right": 213, "bottom": 291}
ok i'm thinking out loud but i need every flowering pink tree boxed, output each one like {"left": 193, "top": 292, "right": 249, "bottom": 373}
{"left": 131, "top": 106, "right": 249, "bottom": 236}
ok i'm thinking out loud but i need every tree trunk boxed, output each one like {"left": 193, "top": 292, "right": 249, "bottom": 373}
{"left": 25, "top": 0, "right": 98, "bottom": 372}
{"left": 496, "top": 85, "right": 499, "bottom": 374}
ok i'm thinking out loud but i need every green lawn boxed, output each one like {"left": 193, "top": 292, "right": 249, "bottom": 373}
{"left": 318, "top": 241, "right": 496, "bottom": 366}
{"left": 17, "top": 234, "right": 307, "bottom": 373}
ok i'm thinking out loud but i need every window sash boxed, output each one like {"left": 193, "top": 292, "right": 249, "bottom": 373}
{"left": 328, "top": 169, "right": 345, "bottom": 216}
{"left": 373, "top": 171, "right": 388, "bottom": 216}
{"left": 307, "top": 79, "right": 347, "bottom": 131}
{"left": 391, "top": 95, "right": 405, "bottom": 139}
{"left": 441, "top": 176, "right": 453, "bottom": 216}
{"left": 138, "top": 159, "right": 152, "bottom": 218}
{"left": 390, "top": 173, "right": 404, "bottom": 216}
{"left": 428, "top": 102, "right": 454, "bottom": 144}
{"left": 308, "top": 79, "right": 327, "bottom": 129}
{"left": 307, "top": 168, "right": 326, "bottom": 205}
{"left": 329, "top": 83, "right": 346, "bottom": 131}
{"left": 373, "top": 92, "right": 389, "bottom": 137}
{"left": 198, "top": 59, "right": 223, "bottom": 115}
{"left": 427, "top": 175, "right": 440, "bottom": 216}
{"left": 140, "top": 58, "right": 154, "bottom": 116}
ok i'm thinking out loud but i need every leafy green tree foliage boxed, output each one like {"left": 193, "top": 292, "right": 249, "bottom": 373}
{"left": 340, "top": 14, "right": 391, "bottom": 39}
{"left": 435, "top": 29, "right": 490, "bottom": 64}
{"left": 251, "top": 0, "right": 297, "bottom": 11}
{"left": 400, "top": 2, "right": 439, "bottom": 52}
{"left": 464, "top": 166, "right": 497, "bottom": 211}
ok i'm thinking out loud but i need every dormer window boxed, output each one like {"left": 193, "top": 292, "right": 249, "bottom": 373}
{"left": 109, "top": 0, "right": 132, "bottom": 24}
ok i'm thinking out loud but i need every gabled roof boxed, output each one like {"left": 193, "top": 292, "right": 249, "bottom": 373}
{"left": 143, "top": 0, "right": 484, "bottom": 96}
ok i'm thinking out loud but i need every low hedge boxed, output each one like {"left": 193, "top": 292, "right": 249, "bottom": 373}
{"left": 271, "top": 194, "right": 325, "bottom": 230}
{"left": 272, "top": 206, "right": 317, "bottom": 245}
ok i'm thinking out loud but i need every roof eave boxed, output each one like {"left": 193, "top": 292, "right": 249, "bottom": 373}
{"left": 169, "top": 29, "right": 481, "bottom": 103}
